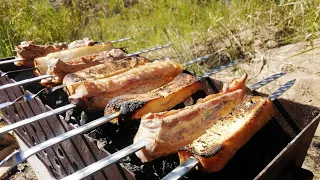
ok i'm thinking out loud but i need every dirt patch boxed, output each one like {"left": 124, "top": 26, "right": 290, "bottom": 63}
{"left": 213, "top": 38, "right": 320, "bottom": 179}
{"left": 303, "top": 137, "right": 320, "bottom": 179}
{"left": 2, "top": 163, "right": 37, "bottom": 180}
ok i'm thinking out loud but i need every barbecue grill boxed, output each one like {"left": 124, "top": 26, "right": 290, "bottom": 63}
{"left": 0, "top": 47, "right": 319, "bottom": 180}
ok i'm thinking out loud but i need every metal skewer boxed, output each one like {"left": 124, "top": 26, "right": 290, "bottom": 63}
{"left": 1, "top": 67, "right": 37, "bottom": 77}
{"left": 0, "top": 103, "right": 76, "bottom": 135}
{"left": 110, "top": 37, "right": 131, "bottom": 43}
{"left": 0, "top": 84, "right": 66, "bottom": 110}
{"left": 0, "top": 74, "right": 52, "bottom": 91}
{"left": 0, "top": 57, "right": 24, "bottom": 65}
{"left": 199, "top": 59, "right": 243, "bottom": 78}
{"left": 0, "top": 56, "right": 15, "bottom": 61}
{"left": 62, "top": 140, "right": 146, "bottom": 180}
{"left": 60, "top": 73, "right": 289, "bottom": 180}
{"left": 249, "top": 72, "right": 286, "bottom": 91}
{"left": 0, "top": 112, "right": 120, "bottom": 167}
{"left": 161, "top": 79, "right": 296, "bottom": 180}
{"left": 162, "top": 157, "right": 199, "bottom": 180}
{"left": 127, "top": 43, "right": 172, "bottom": 57}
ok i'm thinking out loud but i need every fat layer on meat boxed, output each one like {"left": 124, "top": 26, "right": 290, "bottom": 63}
{"left": 104, "top": 72, "right": 202, "bottom": 123}
{"left": 64, "top": 56, "right": 149, "bottom": 95}
{"left": 178, "top": 95, "right": 274, "bottom": 172}
{"left": 39, "top": 49, "right": 127, "bottom": 86}
{"left": 68, "top": 38, "right": 94, "bottom": 49}
{"left": 69, "top": 59, "right": 183, "bottom": 110}
{"left": 14, "top": 41, "right": 67, "bottom": 67}
{"left": 34, "top": 42, "right": 114, "bottom": 75}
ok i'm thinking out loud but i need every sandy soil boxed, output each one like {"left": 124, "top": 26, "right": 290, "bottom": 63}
{"left": 2, "top": 163, "right": 37, "bottom": 180}
{"left": 213, "top": 39, "right": 320, "bottom": 179}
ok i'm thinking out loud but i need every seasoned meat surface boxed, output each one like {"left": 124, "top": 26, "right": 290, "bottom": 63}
{"left": 178, "top": 95, "right": 274, "bottom": 172}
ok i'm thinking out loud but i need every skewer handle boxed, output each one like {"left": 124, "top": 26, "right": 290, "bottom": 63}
{"left": 61, "top": 141, "right": 146, "bottom": 180}
{"left": 0, "top": 74, "right": 52, "bottom": 91}
{"left": 162, "top": 157, "right": 199, "bottom": 180}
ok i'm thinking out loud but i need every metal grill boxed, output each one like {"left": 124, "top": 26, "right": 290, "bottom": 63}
{"left": 0, "top": 40, "right": 319, "bottom": 180}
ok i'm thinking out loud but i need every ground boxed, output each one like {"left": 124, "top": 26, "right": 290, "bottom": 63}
{"left": 213, "top": 38, "right": 320, "bottom": 179}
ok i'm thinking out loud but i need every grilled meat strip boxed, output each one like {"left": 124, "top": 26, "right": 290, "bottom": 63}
{"left": 178, "top": 95, "right": 274, "bottom": 172}
{"left": 34, "top": 42, "right": 114, "bottom": 75}
{"left": 134, "top": 74, "right": 247, "bottom": 162}
{"left": 39, "top": 49, "right": 127, "bottom": 86}
{"left": 14, "top": 41, "right": 67, "bottom": 67}
{"left": 63, "top": 56, "right": 149, "bottom": 95}
{"left": 104, "top": 72, "right": 202, "bottom": 124}
{"left": 67, "top": 38, "right": 94, "bottom": 49}
{"left": 69, "top": 59, "right": 183, "bottom": 110}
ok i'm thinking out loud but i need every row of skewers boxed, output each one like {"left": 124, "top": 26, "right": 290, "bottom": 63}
{"left": 0, "top": 37, "right": 294, "bottom": 179}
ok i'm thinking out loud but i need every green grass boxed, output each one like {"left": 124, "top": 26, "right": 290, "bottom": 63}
{"left": 0, "top": 0, "right": 319, "bottom": 74}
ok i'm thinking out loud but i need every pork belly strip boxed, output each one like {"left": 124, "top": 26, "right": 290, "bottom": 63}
{"left": 178, "top": 95, "right": 274, "bottom": 172}
{"left": 63, "top": 56, "right": 149, "bottom": 95}
{"left": 14, "top": 41, "right": 67, "bottom": 67}
{"left": 34, "top": 42, "right": 114, "bottom": 75}
{"left": 69, "top": 59, "right": 183, "bottom": 110}
{"left": 67, "top": 38, "right": 94, "bottom": 49}
{"left": 134, "top": 87, "right": 246, "bottom": 162}
{"left": 104, "top": 72, "right": 202, "bottom": 123}
{"left": 39, "top": 49, "right": 127, "bottom": 86}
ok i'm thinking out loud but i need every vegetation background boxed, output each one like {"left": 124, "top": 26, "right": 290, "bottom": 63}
{"left": 0, "top": 0, "right": 319, "bottom": 73}
{"left": 0, "top": 0, "right": 319, "bottom": 179}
